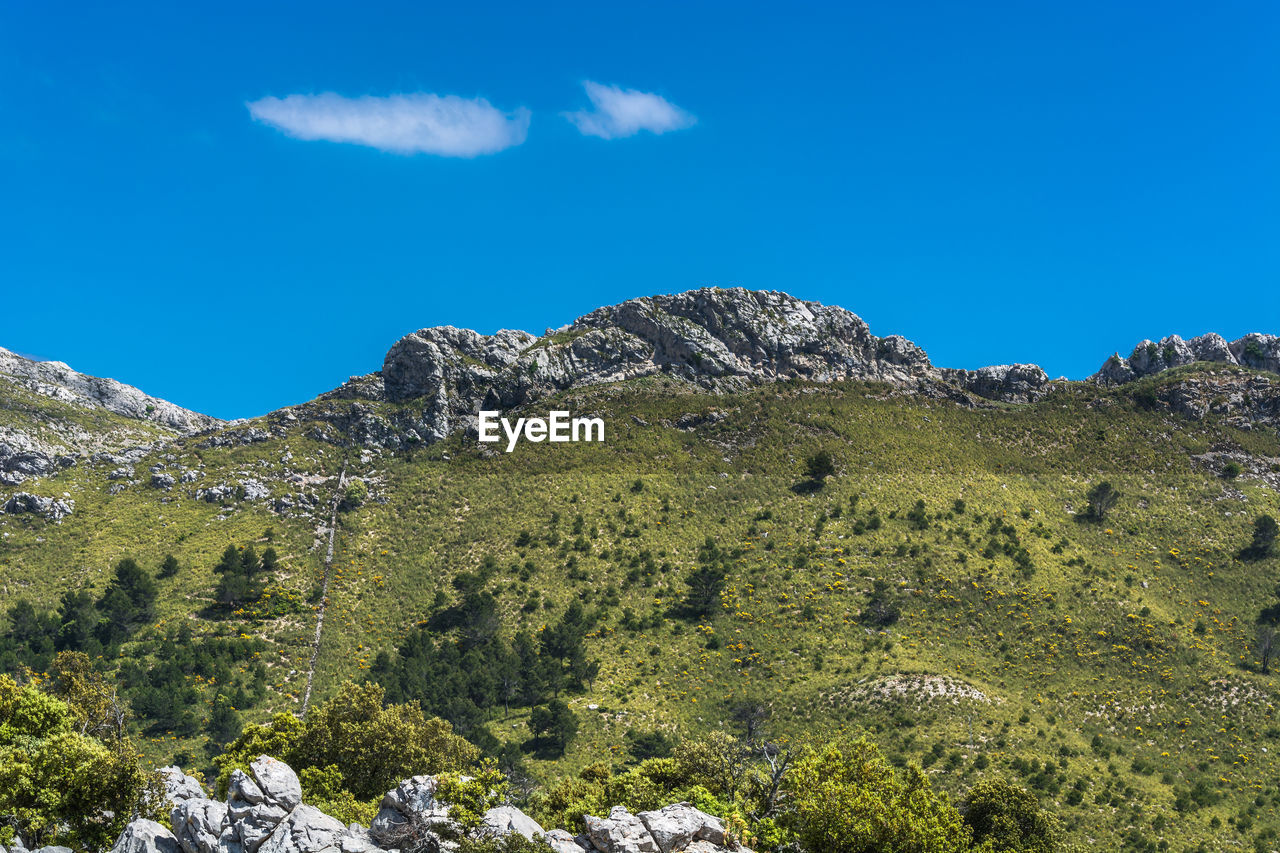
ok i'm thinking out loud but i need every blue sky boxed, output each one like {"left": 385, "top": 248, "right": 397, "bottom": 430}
{"left": 2, "top": 1, "right": 1277, "bottom": 419}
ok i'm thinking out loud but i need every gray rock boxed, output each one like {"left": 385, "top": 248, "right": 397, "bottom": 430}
{"left": 941, "top": 363, "right": 1050, "bottom": 404}
{"left": 0, "top": 448, "right": 55, "bottom": 477}
{"left": 251, "top": 756, "right": 303, "bottom": 811}
{"left": 379, "top": 289, "right": 944, "bottom": 443}
{"left": 369, "top": 776, "right": 455, "bottom": 848}
{"left": 161, "top": 765, "right": 207, "bottom": 804}
{"left": 542, "top": 830, "right": 591, "bottom": 853}
{"left": 334, "top": 827, "right": 382, "bottom": 853}
{"left": 172, "top": 798, "right": 229, "bottom": 853}
{"left": 228, "top": 769, "right": 268, "bottom": 807}
{"left": 108, "top": 467, "right": 135, "bottom": 480}
{"left": 196, "top": 484, "right": 234, "bottom": 503}
{"left": 1231, "top": 333, "right": 1280, "bottom": 374}
{"left": 2, "top": 492, "right": 74, "bottom": 521}
{"left": 152, "top": 472, "right": 176, "bottom": 489}
{"left": 481, "top": 805, "right": 543, "bottom": 841}
{"left": 196, "top": 428, "right": 273, "bottom": 450}
{"left": 231, "top": 803, "right": 289, "bottom": 853}
{"left": 636, "top": 804, "right": 725, "bottom": 853}
{"left": 240, "top": 480, "right": 271, "bottom": 502}
{"left": 225, "top": 759, "right": 299, "bottom": 853}
{"left": 217, "top": 825, "right": 245, "bottom": 853}
{"left": 684, "top": 842, "right": 734, "bottom": 853}
{"left": 32, "top": 847, "right": 73, "bottom": 853}
{"left": 1092, "top": 331, "right": 1280, "bottom": 384}
{"left": 110, "top": 819, "right": 181, "bottom": 853}
{"left": 583, "top": 806, "right": 658, "bottom": 853}
{"left": 257, "top": 805, "right": 346, "bottom": 853}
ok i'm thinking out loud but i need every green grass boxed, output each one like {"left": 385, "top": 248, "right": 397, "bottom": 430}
{"left": 3, "top": 368, "right": 1280, "bottom": 850}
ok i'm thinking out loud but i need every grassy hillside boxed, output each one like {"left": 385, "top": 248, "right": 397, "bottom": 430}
{"left": 3, "top": 367, "right": 1279, "bottom": 851}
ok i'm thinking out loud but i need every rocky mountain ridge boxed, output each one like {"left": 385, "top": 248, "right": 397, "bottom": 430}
{"left": 6, "top": 290, "right": 1280, "bottom": 464}
{"left": 0, "top": 348, "right": 221, "bottom": 432}
{"left": 367, "top": 288, "right": 1053, "bottom": 444}
{"left": 0, "top": 347, "right": 224, "bottom": 486}
{"left": 1091, "top": 332, "right": 1280, "bottom": 385}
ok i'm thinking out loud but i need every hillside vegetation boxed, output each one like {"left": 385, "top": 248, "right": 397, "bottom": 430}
{"left": 2, "top": 361, "right": 1279, "bottom": 851}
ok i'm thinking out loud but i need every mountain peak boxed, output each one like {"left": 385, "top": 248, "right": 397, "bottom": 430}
{"left": 375, "top": 287, "right": 1048, "bottom": 443}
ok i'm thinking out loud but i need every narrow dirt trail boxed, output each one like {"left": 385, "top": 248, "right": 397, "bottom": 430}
{"left": 299, "top": 459, "right": 346, "bottom": 717}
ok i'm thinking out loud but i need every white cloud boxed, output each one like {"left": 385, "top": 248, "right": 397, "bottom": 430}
{"left": 246, "top": 92, "right": 530, "bottom": 157}
{"left": 563, "top": 81, "right": 695, "bottom": 140}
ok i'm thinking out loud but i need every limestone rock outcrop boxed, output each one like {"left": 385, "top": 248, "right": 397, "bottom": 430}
{"left": 0, "top": 347, "right": 220, "bottom": 433}
{"left": 372, "top": 288, "right": 1057, "bottom": 446}
{"left": 2, "top": 492, "right": 74, "bottom": 521}
{"left": 1091, "top": 333, "right": 1280, "bottom": 385}
{"left": 109, "top": 759, "right": 745, "bottom": 853}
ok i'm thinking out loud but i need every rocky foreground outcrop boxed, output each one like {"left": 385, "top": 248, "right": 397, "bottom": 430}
{"left": 82, "top": 758, "right": 747, "bottom": 853}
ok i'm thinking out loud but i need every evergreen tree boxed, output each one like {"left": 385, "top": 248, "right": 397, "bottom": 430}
{"left": 158, "top": 554, "right": 180, "bottom": 579}
{"left": 206, "top": 693, "right": 243, "bottom": 753}
{"left": 55, "top": 590, "right": 97, "bottom": 653}
{"left": 804, "top": 449, "right": 836, "bottom": 484}
{"left": 1241, "top": 514, "right": 1278, "bottom": 561}
{"left": 1084, "top": 482, "right": 1119, "bottom": 522}
{"left": 682, "top": 565, "right": 727, "bottom": 619}
{"left": 529, "top": 699, "right": 578, "bottom": 757}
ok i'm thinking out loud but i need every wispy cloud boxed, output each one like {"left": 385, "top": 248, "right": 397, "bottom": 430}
{"left": 246, "top": 92, "right": 530, "bottom": 157}
{"left": 563, "top": 81, "right": 695, "bottom": 140}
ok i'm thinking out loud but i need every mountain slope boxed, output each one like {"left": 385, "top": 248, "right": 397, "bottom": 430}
{"left": 2, "top": 288, "right": 1279, "bottom": 852}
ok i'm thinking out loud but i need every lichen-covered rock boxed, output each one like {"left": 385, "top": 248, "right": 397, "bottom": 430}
{"left": 542, "top": 829, "right": 591, "bottom": 853}
{"left": 481, "top": 805, "right": 543, "bottom": 841}
{"left": 256, "top": 805, "right": 345, "bottom": 853}
{"left": 249, "top": 757, "right": 302, "bottom": 811}
{"left": 583, "top": 807, "right": 658, "bottom": 853}
{"left": 172, "top": 798, "right": 229, "bottom": 853}
{"left": 2, "top": 492, "right": 73, "bottom": 521}
{"left": 110, "top": 819, "right": 181, "bottom": 853}
{"left": 636, "top": 804, "right": 725, "bottom": 853}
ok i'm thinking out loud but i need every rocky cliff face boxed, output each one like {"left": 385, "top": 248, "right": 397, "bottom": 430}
{"left": 0, "top": 348, "right": 223, "bottom": 485}
{"left": 0, "top": 348, "right": 221, "bottom": 432}
{"left": 375, "top": 288, "right": 1053, "bottom": 444}
{"left": 1090, "top": 333, "right": 1280, "bottom": 385}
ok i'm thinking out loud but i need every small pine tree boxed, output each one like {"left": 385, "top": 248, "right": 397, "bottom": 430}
{"left": 158, "top": 554, "right": 180, "bottom": 579}
{"left": 805, "top": 450, "right": 836, "bottom": 484}
{"left": 1084, "top": 481, "right": 1119, "bottom": 522}
{"left": 1241, "top": 514, "right": 1278, "bottom": 561}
